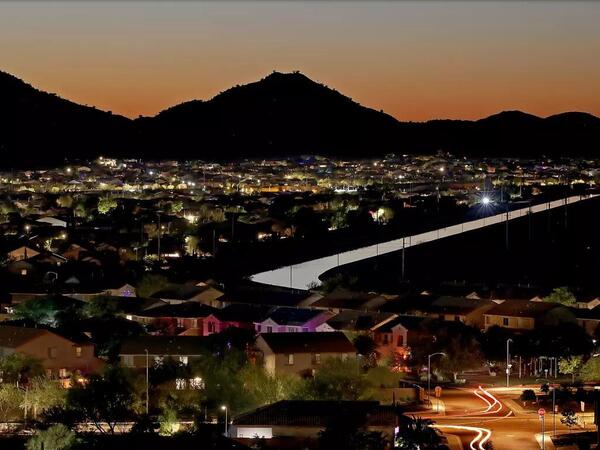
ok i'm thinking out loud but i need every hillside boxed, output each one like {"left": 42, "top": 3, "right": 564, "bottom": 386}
{"left": 1, "top": 69, "right": 599, "bottom": 167}
{"left": 136, "top": 71, "right": 403, "bottom": 160}
{"left": 0, "top": 71, "right": 133, "bottom": 167}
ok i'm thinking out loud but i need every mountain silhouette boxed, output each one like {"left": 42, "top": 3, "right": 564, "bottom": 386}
{"left": 1, "top": 69, "right": 599, "bottom": 168}
{"left": 0, "top": 70, "right": 132, "bottom": 167}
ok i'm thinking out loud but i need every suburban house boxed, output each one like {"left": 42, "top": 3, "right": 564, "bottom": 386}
{"left": 119, "top": 335, "right": 208, "bottom": 369}
{"left": 372, "top": 315, "right": 427, "bottom": 362}
{"left": 128, "top": 302, "right": 219, "bottom": 335}
{"left": 572, "top": 307, "right": 600, "bottom": 335}
{"left": 255, "top": 332, "right": 356, "bottom": 376}
{"left": 315, "top": 310, "right": 396, "bottom": 333}
{"left": 230, "top": 400, "right": 399, "bottom": 441}
{"left": 106, "top": 283, "right": 137, "bottom": 297}
{"left": 7, "top": 246, "right": 40, "bottom": 261}
{"left": 423, "top": 296, "right": 496, "bottom": 329}
{"left": 151, "top": 283, "right": 224, "bottom": 307}
{"left": 254, "top": 307, "right": 334, "bottom": 333}
{"left": 305, "top": 289, "right": 395, "bottom": 313}
{"left": 128, "top": 302, "right": 268, "bottom": 336}
{"left": 0, "top": 325, "right": 103, "bottom": 383}
{"left": 483, "top": 300, "right": 566, "bottom": 330}
{"left": 383, "top": 295, "right": 495, "bottom": 329}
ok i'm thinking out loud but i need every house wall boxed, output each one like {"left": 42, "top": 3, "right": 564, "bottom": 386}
{"left": 16, "top": 333, "right": 101, "bottom": 377}
{"left": 374, "top": 328, "right": 408, "bottom": 358}
{"left": 120, "top": 353, "right": 203, "bottom": 369}
{"left": 231, "top": 424, "right": 395, "bottom": 440}
{"left": 577, "top": 319, "right": 600, "bottom": 335}
{"left": 268, "top": 351, "right": 355, "bottom": 376}
{"left": 484, "top": 315, "right": 534, "bottom": 330}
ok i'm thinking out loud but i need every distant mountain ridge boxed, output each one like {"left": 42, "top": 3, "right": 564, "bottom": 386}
{"left": 1, "top": 69, "right": 599, "bottom": 167}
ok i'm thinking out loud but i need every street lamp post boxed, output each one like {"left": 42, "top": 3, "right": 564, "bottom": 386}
{"left": 506, "top": 338, "right": 513, "bottom": 387}
{"left": 145, "top": 349, "right": 149, "bottom": 414}
{"left": 541, "top": 413, "right": 546, "bottom": 450}
{"left": 221, "top": 405, "right": 228, "bottom": 436}
{"left": 428, "top": 352, "right": 445, "bottom": 402}
{"left": 552, "top": 387, "right": 557, "bottom": 436}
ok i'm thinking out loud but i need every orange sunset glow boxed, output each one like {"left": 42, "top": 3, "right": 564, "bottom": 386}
{"left": 1, "top": 1, "right": 599, "bottom": 121}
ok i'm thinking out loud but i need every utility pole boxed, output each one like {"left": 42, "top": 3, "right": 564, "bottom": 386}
{"left": 401, "top": 237, "right": 406, "bottom": 280}
{"left": 505, "top": 203, "right": 509, "bottom": 251}
{"left": 157, "top": 213, "right": 161, "bottom": 260}
{"left": 506, "top": 338, "right": 513, "bottom": 387}
{"left": 145, "top": 349, "right": 149, "bottom": 414}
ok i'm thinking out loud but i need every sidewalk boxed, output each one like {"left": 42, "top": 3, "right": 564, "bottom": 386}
{"left": 535, "top": 433, "right": 558, "bottom": 450}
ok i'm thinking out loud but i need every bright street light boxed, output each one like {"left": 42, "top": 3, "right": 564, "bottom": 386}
{"left": 482, "top": 196, "right": 491, "bottom": 205}
{"left": 427, "top": 352, "right": 446, "bottom": 403}
{"left": 221, "top": 405, "right": 228, "bottom": 436}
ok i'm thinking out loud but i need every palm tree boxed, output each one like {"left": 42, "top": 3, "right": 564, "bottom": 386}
{"left": 395, "top": 415, "right": 443, "bottom": 450}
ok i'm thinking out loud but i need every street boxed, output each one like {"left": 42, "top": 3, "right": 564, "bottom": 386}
{"left": 410, "top": 385, "right": 575, "bottom": 450}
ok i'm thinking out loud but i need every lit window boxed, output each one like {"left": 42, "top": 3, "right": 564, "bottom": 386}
{"left": 59, "top": 368, "right": 68, "bottom": 379}
{"left": 179, "top": 356, "right": 189, "bottom": 365}
{"left": 190, "top": 377, "right": 205, "bottom": 390}
{"left": 175, "top": 378, "right": 186, "bottom": 390}
{"left": 313, "top": 354, "right": 321, "bottom": 365}
{"left": 287, "top": 354, "right": 294, "bottom": 365}
{"left": 75, "top": 347, "right": 82, "bottom": 358}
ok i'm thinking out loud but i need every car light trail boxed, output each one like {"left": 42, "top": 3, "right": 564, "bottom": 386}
{"left": 435, "top": 425, "right": 492, "bottom": 450}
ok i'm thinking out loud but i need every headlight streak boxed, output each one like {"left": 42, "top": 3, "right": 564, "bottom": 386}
{"left": 435, "top": 424, "right": 492, "bottom": 450}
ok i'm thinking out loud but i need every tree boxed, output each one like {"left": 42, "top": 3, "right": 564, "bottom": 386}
{"left": 353, "top": 335, "right": 378, "bottom": 368}
{"left": 482, "top": 326, "right": 516, "bottom": 363}
{"left": 0, "top": 384, "right": 23, "bottom": 421}
{"left": 66, "top": 366, "right": 141, "bottom": 433}
{"left": 21, "top": 377, "right": 66, "bottom": 419}
{"left": 299, "top": 357, "right": 370, "bottom": 401}
{"left": 56, "top": 195, "right": 74, "bottom": 209}
{"left": 26, "top": 424, "right": 78, "bottom": 450}
{"left": 561, "top": 409, "right": 578, "bottom": 432}
{"left": 170, "top": 201, "right": 184, "bottom": 214}
{"left": 158, "top": 406, "right": 180, "bottom": 436}
{"left": 83, "top": 295, "right": 123, "bottom": 319}
{"left": 559, "top": 356, "right": 583, "bottom": 383}
{"left": 520, "top": 389, "right": 537, "bottom": 406}
{"left": 97, "top": 196, "right": 118, "bottom": 215}
{"left": 545, "top": 287, "right": 576, "bottom": 306}
{"left": 238, "top": 365, "right": 302, "bottom": 408}
{"left": 580, "top": 357, "right": 600, "bottom": 382}
{"left": 136, "top": 274, "right": 170, "bottom": 298}
{"left": 13, "top": 295, "right": 82, "bottom": 327}
{"left": 395, "top": 415, "right": 442, "bottom": 450}
{"left": 0, "top": 354, "right": 44, "bottom": 386}
{"left": 415, "top": 321, "right": 484, "bottom": 381}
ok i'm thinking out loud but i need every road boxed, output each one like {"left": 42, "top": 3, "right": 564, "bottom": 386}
{"left": 251, "top": 194, "right": 597, "bottom": 289}
{"left": 410, "top": 386, "right": 574, "bottom": 450}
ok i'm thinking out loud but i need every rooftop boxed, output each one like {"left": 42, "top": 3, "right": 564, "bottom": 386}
{"left": 258, "top": 331, "right": 355, "bottom": 354}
